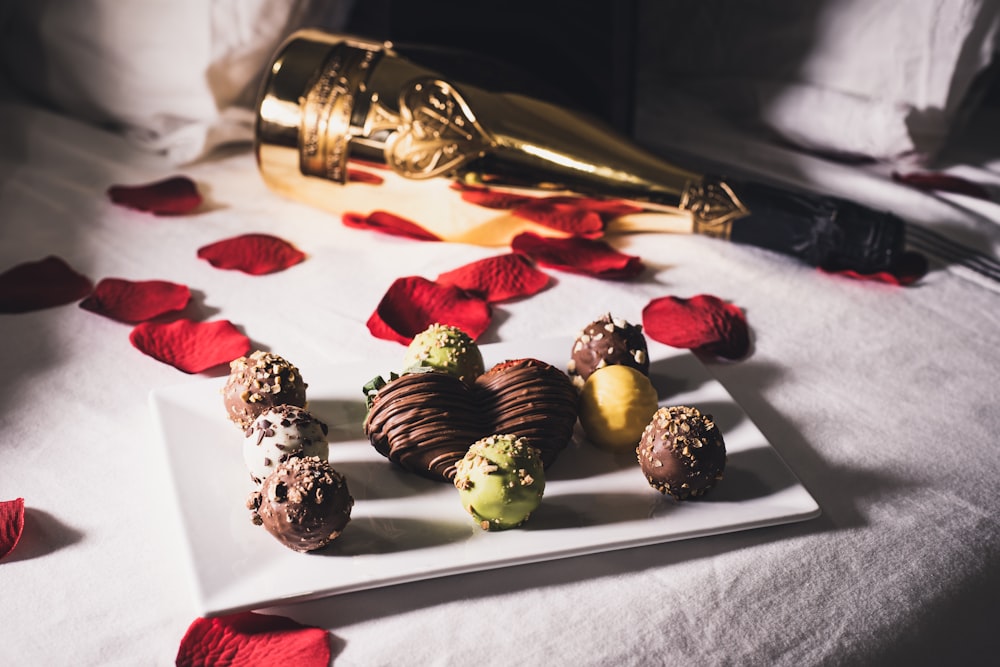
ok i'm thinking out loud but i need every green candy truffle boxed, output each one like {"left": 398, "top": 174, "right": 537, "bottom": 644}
{"left": 454, "top": 434, "right": 545, "bottom": 530}
{"left": 403, "top": 323, "right": 484, "bottom": 383}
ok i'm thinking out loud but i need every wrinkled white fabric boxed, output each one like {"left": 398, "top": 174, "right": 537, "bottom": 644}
{"left": 637, "top": 0, "right": 1000, "bottom": 162}
{"left": 0, "top": 0, "right": 354, "bottom": 163}
{"left": 0, "top": 87, "right": 999, "bottom": 664}
{"left": 2, "top": 3, "right": 1000, "bottom": 664}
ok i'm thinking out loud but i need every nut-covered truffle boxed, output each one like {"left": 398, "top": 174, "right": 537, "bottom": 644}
{"left": 568, "top": 313, "right": 649, "bottom": 388}
{"left": 243, "top": 405, "right": 329, "bottom": 485}
{"left": 247, "top": 456, "right": 353, "bottom": 552}
{"left": 223, "top": 350, "right": 307, "bottom": 429}
{"left": 403, "top": 323, "right": 484, "bottom": 383}
{"left": 637, "top": 406, "right": 726, "bottom": 500}
{"left": 454, "top": 434, "right": 545, "bottom": 530}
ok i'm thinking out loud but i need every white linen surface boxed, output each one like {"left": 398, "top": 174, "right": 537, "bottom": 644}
{"left": 0, "top": 0, "right": 355, "bottom": 164}
{"left": 1, "top": 86, "right": 999, "bottom": 666}
{"left": 2, "top": 3, "right": 1000, "bottom": 663}
{"left": 636, "top": 0, "right": 1000, "bottom": 163}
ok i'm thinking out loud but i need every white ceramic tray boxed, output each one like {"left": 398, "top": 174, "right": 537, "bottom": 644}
{"left": 150, "top": 337, "right": 819, "bottom": 616}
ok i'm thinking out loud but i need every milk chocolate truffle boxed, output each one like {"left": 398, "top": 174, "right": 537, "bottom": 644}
{"left": 454, "top": 434, "right": 545, "bottom": 530}
{"left": 568, "top": 313, "right": 649, "bottom": 388}
{"left": 637, "top": 406, "right": 726, "bottom": 500}
{"left": 247, "top": 456, "right": 353, "bottom": 552}
{"left": 403, "top": 323, "right": 484, "bottom": 383}
{"left": 243, "top": 405, "right": 329, "bottom": 485}
{"left": 223, "top": 350, "right": 307, "bottom": 429}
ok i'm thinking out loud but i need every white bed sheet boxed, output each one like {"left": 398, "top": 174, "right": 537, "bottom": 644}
{"left": 1, "top": 72, "right": 999, "bottom": 667}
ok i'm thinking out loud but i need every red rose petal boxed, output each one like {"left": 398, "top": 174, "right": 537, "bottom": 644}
{"left": 0, "top": 256, "right": 93, "bottom": 313}
{"left": 107, "top": 176, "right": 203, "bottom": 215}
{"left": 197, "top": 234, "right": 306, "bottom": 275}
{"left": 511, "top": 232, "right": 644, "bottom": 280}
{"left": 823, "top": 251, "right": 929, "bottom": 286}
{"left": 892, "top": 171, "right": 991, "bottom": 200}
{"left": 347, "top": 169, "right": 385, "bottom": 185}
{"left": 512, "top": 200, "right": 604, "bottom": 237}
{"left": 459, "top": 187, "right": 538, "bottom": 210}
{"left": 367, "top": 276, "right": 491, "bottom": 344}
{"left": 176, "top": 612, "right": 330, "bottom": 667}
{"left": 129, "top": 318, "right": 250, "bottom": 373}
{"left": 0, "top": 498, "right": 25, "bottom": 561}
{"left": 342, "top": 211, "right": 442, "bottom": 242}
{"left": 437, "top": 253, "right": 550, "bottom": 302}
{"left": 79, "top": 278, "right": 191, "bottom": 323}
{"left": 642, "top": 294, "right": 750, "bottom": 360}
{"left": 556, "top": 197, "right": 645, "bottom": 220}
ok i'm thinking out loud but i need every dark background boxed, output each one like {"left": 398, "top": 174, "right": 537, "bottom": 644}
{"left": 344, "top": 0, "right": 638, "bottom": 134}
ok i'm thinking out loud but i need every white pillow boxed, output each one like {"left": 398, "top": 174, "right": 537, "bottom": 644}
{"left": 636, "top": 0, "right": 1000, "bottom": 162}
{"left": 0, "top": 0, "right": 354, "bottom": 163}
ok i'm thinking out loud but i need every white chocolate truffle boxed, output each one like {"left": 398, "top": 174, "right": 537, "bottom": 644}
{"left": 243, "top": 405, "right": 329, "bottom": 484}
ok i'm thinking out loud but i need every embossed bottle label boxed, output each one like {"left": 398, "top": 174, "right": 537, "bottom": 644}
{"left": 300, "top": 42, "right": 381, "bottom": 183}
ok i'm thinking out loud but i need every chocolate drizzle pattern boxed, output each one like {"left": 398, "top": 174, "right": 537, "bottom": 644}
{"left": 364, "top": 358, "right": 578, "bottom": 481}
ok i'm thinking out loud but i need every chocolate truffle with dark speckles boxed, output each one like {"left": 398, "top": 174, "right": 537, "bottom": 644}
{"left": 637, "top": 405, "right": 726, "bottom": 499}
{"left": 568, "top": 313, "right": 649, "bottom": 388}
{"left": 223, "top": 350, "right": 307, "bottom": 429}
{"left": 247, "top": 456, "right": 353, "bottom": 552}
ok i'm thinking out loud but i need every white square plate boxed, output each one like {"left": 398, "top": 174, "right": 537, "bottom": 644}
{"left": 150, "top": 337, "right": 819, "bottom": 616}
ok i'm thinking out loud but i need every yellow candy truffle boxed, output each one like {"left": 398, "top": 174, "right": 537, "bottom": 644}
{"left": 578, "top": 365, "right": 659, "bottom": 452}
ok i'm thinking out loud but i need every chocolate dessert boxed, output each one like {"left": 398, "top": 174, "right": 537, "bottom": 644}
{"left": 363, "top": 359, "right": 578, "bottom": 481}
{"left": 568, "top": 313, "right": 649, "bottom": 387}
{"left": 247, "top": 456, "right": 353, "bottom": 552}
{"left": 243, "top": 405, "right": 329, "bottom": 485}
{"left": 637, "top": 406, "right": 726, "bottom": 500}
{"left": 223, "top": 350, "right": 307, "bottom": 429}
{"left": 477, "top": 358, "right": 578, "bottom": 467}
{"left": 364, "top": 370, "right": 483, "bottom": 481}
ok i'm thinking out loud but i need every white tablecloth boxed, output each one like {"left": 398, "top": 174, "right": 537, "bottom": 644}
{"left": 2, "top": 79, "right": 999, "bottom": 665}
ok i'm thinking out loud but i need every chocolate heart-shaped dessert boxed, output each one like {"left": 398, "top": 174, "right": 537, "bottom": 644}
{"left": 364, "top": 358, "right": 578, "bottom": 481}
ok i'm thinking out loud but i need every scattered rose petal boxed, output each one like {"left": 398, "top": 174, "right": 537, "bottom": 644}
{"left": 79, "top": 278, "right": 191, "bottom": 323}
{"left": 342, "top": 211, "right": 442, "bottom": 241}
{"left": 347, "top": 169, "right": 385, "bottom": 185}
{"left": 511, "top": 232, "right": 644, "bottom": 280}
{"left": 892, "top": 171, "right": 991, "bottom": 200}
{"left": 556, "top": 197, "right": 645, "bottom": 220}
{"left": 642, "top": 294, "right": 750, "bottom": 360}
{"left": 0, "top": 498, "right": 25, "bottom": 561}
{"left": 176, "top": 612, "right": 330, "bottom": 667}
{"left": 437, "top": 253, "right": 550, "bottom": 302}
{"left": 107, "top": 176, "right": 203, "bottom": 215}
{"left": 0, "top": 256, "right": 93, "bottom": 313}
{"left": 367, "top": 276, "right": 491, "bottom": 344}
{"left": 512, "top": 200, "right": 604, "bottom": 237}
{"left": 458, "top": 187, "right": 538, "bottom": 210}
{"left": 823, "top": 250, "right": 928, "bottom": 286}
{"left": 197, "top": 234, "right": 305, "bottom": 275}
{"left": 129, "top": 318, "right": 250, "bottom": 373}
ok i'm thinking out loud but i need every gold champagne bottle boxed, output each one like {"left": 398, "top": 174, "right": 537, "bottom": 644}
{"left": 255, "top": 29, "right": 905, "bottom": 272}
